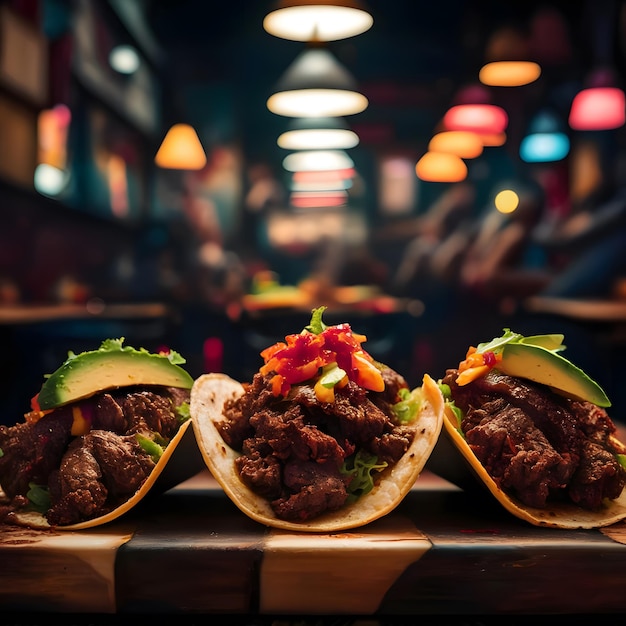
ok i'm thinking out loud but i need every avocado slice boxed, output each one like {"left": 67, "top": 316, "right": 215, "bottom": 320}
{"left": 497, "top": 342, "right": 611, "bottom": 407}
{"left": 519, "top": 333, "right": 565, "bottom": 351}
{"left": 36, "top": 339, "right": 194, "bottom": 411}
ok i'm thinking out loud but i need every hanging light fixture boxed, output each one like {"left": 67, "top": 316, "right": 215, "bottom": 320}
{"left": 568, "top": 68, "right": 625, "bottom": 131}
{"left": 520, "top": 109, "right": 570, "bottom": 163}
{"left": 263, "top": 1, "right": 373, "bottom": 42}
{"left": 567, "top": 5, "right": 625, "bottom": 132}
{"left": 569, "top": 87, "right": 625, "bottom": 130}
{"left": 428, "top": 130, "right": 483, "bottom": 159}
{"left": 290, "top": 189, "right": 349, "bottom": 208}
{"left": 292, "top": 168, "right": 356, "bottom": 186}
{"left": 443, "top": 104, "right": 508, "bottom": 136}
{"left": 415, "top": 152, "right": 468, "bottom": 183}
{"left": 278, "top": 116, "right": 359, "bottom": 150}
{"left": 291, "top": 175, "right": 353, "bottom": 191}
{"left": 267, "top": 44, "right": 368, "bottom": 117}
{"left": 441, "top": 83, "right": 508, "bottom": 139}
{"left": 283, "top": 149, "right": 354, "bottom": 172}
{"left": 479, "top": 61, "right": 541, "bottom": 87}
{"left": 478, "top": 26, "right": 541, "bottom": 87}
{"left": 155, "top": 123, "right": 207, "bottom": 170}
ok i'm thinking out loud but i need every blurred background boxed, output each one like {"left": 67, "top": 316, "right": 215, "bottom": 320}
{"left": 2, "top": 0, "right": 626, "bottom": 423}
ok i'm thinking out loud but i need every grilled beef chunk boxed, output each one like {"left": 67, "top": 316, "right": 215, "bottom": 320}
{"left": 0, "top": 411, "right": 73, "bottom": 498}
{"left": 272, "top": 459, "right": 351, "bottom": 522}
{"left": 47, "top": 430, "right": 156, "bottom": 526}
{"left": 0, "top": 386, "right": 189, "bottom": 525}
{"left": 218, "top": 369, "right": 411, "bottom": 522}
{"left": 443, "top": 368, "right": 626, "bottom": 509}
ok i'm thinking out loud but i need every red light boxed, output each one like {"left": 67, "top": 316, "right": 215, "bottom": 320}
{"left": 292, "top": 168, "right": 355, "bottom": 182}
{"left": 569, "top": 87, "right": 625, "bottom": 130}
{"left": 290, "top": 190, "right": 348, "bottom": 208}
{"left": 443, "top": 104, "right": 508, "bottom": 135}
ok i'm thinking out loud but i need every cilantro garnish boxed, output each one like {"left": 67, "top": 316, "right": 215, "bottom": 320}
{"left": 341, "top": 449, "right": 388, "bottom": 502}
{"left": 305, "top": 306, "right": 329, "bottom": 335}
{"left": 27, "top": 482, "right": 51, "bottom": 513}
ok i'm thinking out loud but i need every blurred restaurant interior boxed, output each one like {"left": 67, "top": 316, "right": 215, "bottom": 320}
{"left": 2, "top": 0, "right": 626, "bottom": 424}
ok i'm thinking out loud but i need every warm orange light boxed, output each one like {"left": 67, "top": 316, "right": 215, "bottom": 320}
{"left": 568, "top": 87, "right": 626, "bottom": 130}
{"left": 415, "top": 152, "right": 467, "bottom": 183}
{"left": 155, "top": 123, "right": 207, "bottom": 170}
{"left": 479, "top": 61, "right": 541, "bottom": 87}
{"left": 107, "top": 154, "right": 129, "bottom": 218}
{"left": 428, "top": 131, "right": 483, "bottom": 159}
{"left": 494, "top": 189, "right": 519, "bottom": 214}
{"left": 443, "top": 104, "right": 508, "bottom": 135}
{"left": 476, "top": 131, "right": 507, "bottom": 147}
{"left": 38, "top": 104, "right": 71, "bottom": 169}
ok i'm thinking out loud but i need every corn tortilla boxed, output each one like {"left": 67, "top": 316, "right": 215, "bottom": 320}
{"left": 191, "top": 372, "right": 444, "bottom": 532}
{"left": 12, "top": 418, "right": 200, "bottom": 530}
{"left": 441, "top": 405, "right": 626, "bottom": 529}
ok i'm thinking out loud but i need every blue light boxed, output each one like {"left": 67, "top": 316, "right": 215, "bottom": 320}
{"left": 520, "top": 132, "right": 570, "bottom": 163}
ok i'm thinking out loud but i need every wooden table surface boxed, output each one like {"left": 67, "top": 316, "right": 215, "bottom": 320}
{"left": 3, "top": 468, "right": 626, "bottom": 618}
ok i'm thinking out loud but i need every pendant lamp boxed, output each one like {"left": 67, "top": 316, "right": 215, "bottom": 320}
{"left": 290, "top": 189, "right": 349, "bottom": 208}
{"left": 478, "top": 26, "right": 541, "bottom": 87}
{"left": 292, "top": 168, "right": 355, "bottom": 185}
{"left": 415, "top": 152, "right": 468, "bottom": 183}
{"left": 267, "top": 45, "right": 368, "bottom": 117}
{"left": 442, "top": 83, "right": 508, "bottom": 138}
{"left": 278, "top": 116, "right": 359, "bottom": 150}
{"left": 155, "top": 123, "right": 207, "bottom": 170}
{"left": 291, "top": 175, "right": 352, "bottom": 191}
{"left": 263, "top": 1, "right": 373, "bottom": 42}
{"left": 443, "top": 104, "right": 508, "bottom": 136}
{"left": 479, "top": 61, "right": 541, "bottom": 88}
{"left": 428, "top": 130, "right": 483, "bottom": 159}
{"left": 569, "top": 69, "right": 625, "bottom": 131}
{"left": 520, "top": 109, "right": 569, "bottom": 163}
{"left": 568, "top": 9, "right": 625, "bottom": 132}
{"left": 283, "top": 149, "right": 354, "bottom": 172}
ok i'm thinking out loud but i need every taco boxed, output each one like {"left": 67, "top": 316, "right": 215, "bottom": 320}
{"left": 0, "top": 338, "right": 201, "bottom": 529}
{"left": 190, "top": 306, "right": 444, "bottom": 532}
{"left": 437, "top": 328, "right": 626, "bottom": 528}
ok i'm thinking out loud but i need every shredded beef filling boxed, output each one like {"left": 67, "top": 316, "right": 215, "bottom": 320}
{"left": 442, "top": 368, "right": 626, "bottom": 510}
{"left": 0, "top": 386, "right": 189, "bottom": 525}
{"left": 218, "top": 369, "right": 411, "bottom": 522}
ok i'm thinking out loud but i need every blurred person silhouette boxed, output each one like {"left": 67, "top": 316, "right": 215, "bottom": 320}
{"left": 391, "top": 181, "right": 477, "bottom": 295}
{"left": 532, "top": 135, "right": 626, "bottom": 298}
{"left": 533, "top": 183, "right": 626, "bottom": 298}
{"left": 458, "top": 179, "right": 546, "bottom": 301}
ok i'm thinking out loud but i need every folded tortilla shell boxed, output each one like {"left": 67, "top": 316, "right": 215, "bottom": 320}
{"left": 191, "top": 371, "right": 444, "bottom": 532}
{"left": 13, "top": 418, "right": 203, "bottom": 530}
{"left": 441, "top": 405, "right": 626, "bottom": 529}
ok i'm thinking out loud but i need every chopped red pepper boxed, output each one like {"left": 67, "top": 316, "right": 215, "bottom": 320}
{"left": 30, "top": 394, "right": 41, "bottom": 412}
{"left": 456, "top": 346, "right": 502, "bottom": 385}
{"left": 483, "top": 351, "right": 497, "bottom": 366}
{"left": 259, "top": 321, "right": 384, "bottom": 400}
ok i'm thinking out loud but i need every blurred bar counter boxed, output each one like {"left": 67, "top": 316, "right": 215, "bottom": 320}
{"left": 0, "top": 301, "right": 171, "bottom": 325}
{"left": 0, "top": 301, "right": 174, "bottom": 424}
